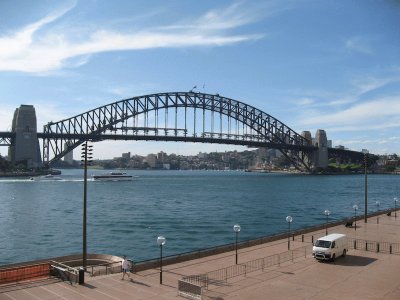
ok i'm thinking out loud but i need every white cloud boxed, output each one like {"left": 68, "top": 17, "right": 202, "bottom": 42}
{"left": 351, "top": 76, "right": 400, "bottom": 96}
{"left": 0, "top": 2, "right": 264, "bottom": 74}
{"left": 297, "top": 98, "right": 314, "bottom": 106}
{"left": 345, "top": 36, "right": 373, "bottom": 54}
{"left": 300, "top": 97, "right": 400, "bottom": 132}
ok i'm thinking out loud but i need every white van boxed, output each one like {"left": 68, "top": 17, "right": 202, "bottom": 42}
{"left": 312, "top": 233, "right": 348, "bottom": 261}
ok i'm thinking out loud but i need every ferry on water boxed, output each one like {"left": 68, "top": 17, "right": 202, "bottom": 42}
{"left": 93, "top": 172, "right": 134, "bottom": 181}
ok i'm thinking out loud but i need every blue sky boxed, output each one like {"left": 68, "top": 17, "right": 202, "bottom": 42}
{"left": 1, "top": 0, "right": 400, "bottom": 159}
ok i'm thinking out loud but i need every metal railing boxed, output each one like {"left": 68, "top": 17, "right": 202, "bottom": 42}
{"left": 179, "top": 245, "right": 310, "bottom": 297}
{"left": 178, "top": 279, "right": 203, "bottom": 300}
{"left": 49, "top": 261, "right": 79, "bottom": 284}
{"left": 348, "top": 238, "right": 400, "bottom": 254}
{"left": 87, "top": 261, "right": 123, "bottom": 277}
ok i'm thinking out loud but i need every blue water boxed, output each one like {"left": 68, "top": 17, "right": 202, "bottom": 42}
{"left": 0, "top": 169, "right": 399, "bottom": 266}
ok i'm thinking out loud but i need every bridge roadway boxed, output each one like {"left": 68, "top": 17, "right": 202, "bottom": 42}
{"left": 1, "top": 212, "right": 399, "bottom": 299}
{"left": 0, "top": 130, "right": 317, "bottom": 151}
{"left": 0, "top": 131, "right": 362, "bottom": 158}
{"left": 38, "top": 132, "right": 317, "bottom": 151}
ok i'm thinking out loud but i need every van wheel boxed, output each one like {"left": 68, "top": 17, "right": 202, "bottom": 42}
{"left": 331, "top": 254, "right": 336, "bottom": 262}
{"left": 342, "top": 249, "right": 347, "bottom": 257}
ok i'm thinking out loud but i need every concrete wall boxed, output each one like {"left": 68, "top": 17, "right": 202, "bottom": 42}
{"left": 313, "top": 129, "right": 328, "bottom": 168}
{"left": 8, "top": 105, "right": 41, "bottom": 168}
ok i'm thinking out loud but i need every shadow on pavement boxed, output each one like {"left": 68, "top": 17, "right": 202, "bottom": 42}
{"left": 129, "top": 278, "right": 151, "bottom": 287}
{"left": 326, "top": 255, "right": 377, "bottom": 267}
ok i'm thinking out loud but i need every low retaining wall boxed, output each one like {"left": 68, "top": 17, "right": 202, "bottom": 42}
{"left": 0, "top": 254, "right": 121, "bottom": 270}
{"left": 0, "top": 263, "right": 50, "bottom": 285}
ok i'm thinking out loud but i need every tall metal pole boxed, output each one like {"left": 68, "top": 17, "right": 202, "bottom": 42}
{"left": 364, "top": 152, "right": 368, "bottom": 223}
{"left": 81, "top": 142, "right": 93, "bottom": 269}
{"left": 159, "top": 245, "right": 163, "bottom": 284}
{"left": 235, "top": 231, "right": 238, "bottom": 265}
{"left": 324, "top": 210, "right": 330, "bottom": 236}
{"left": 326, "top": 214, "right": 328, "bottom": 235}
{"left": 286, "top": 216, "right": 292, "bottom": 250}
{"left": 354, "top": 208, "right": 356, "bottom": 231}
{"left": 353, "top": 205, "right": 358, "bottom": 231}
{"left": 376, "top": 201, "right": 380, "bottom": 224}
{"left": 157, "top": 236, "right": 166, "bottom": 285}
{"left": 233, "top": 224, "right": 240, "bottom": 265}
{"left": 83, "top": 143, "right": 88, "bottom": 269}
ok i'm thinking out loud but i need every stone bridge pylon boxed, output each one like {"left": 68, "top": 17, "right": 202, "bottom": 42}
{"left": 8, "top": 105, "right": 41, "bottom": 168}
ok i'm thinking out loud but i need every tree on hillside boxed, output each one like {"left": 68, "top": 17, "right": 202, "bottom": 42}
{"left": 0, "top": 155, "right": 12, "bottom": 171}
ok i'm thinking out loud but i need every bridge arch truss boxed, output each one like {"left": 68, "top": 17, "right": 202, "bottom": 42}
{"left": 42, "top": 92, "right": 315, "bottom": 170}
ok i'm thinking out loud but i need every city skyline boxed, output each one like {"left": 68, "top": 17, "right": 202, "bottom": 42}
{"left": 1, "top": 0, "right": 400, "bottom": 159}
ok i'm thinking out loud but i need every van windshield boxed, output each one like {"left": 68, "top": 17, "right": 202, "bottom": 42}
{"left": 315, "top": 240, "right": 331, "bottom": 248}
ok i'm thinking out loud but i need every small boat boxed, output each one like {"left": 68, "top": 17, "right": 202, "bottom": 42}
{"left": 245, "top": 168, "right": 271, "bottom": 173}
{"left": 93, "top": 172, "right": 134, "bottom": 181}
{"left": 30, "top": 174, "right": 62, "bottom": 181}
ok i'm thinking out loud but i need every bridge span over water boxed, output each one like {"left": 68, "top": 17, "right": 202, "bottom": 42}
{"left": 0, "top": 92, "right": 363, "bottom": 172}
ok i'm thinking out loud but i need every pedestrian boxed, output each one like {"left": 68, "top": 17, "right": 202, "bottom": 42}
{"left": 121, "top": 256, "right": 130, "bottom": 280}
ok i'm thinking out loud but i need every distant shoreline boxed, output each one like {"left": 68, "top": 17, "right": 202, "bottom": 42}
{"left": 0, "top": 169, "right": 61, "bottom": 178}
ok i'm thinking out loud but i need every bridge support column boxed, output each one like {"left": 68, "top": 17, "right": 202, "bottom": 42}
{"left": 313, "top": 129, "right": 328, "bottom": 169}
{"left": 8, "top": 105, "right": 42, "bottom": 168}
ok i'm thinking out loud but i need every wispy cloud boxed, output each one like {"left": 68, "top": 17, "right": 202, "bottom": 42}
{"left": 297, "top": 97, "right": 315, "bottom": 106}
{"left": 345, "top": 36, "right": 373, "bottom": 54}
{"left": 0, "top": 2, "right": 264, "bottom": 74}
{"left": 301, "top": 96, "right": 400, "bottom": 132}
{"left": 293, "top": 74, "right": 400, "bottom": 110}
{"left": 335, "top": 136, "right": 400, "bottom": 154}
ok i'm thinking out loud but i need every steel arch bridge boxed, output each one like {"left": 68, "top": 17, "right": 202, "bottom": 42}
{"left": 42, "top": 92, "right": 317, "bottom": 171}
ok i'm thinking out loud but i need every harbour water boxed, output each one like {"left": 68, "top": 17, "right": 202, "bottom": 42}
{"left": 0, "top": 169, "right": 399, "bottom": 266}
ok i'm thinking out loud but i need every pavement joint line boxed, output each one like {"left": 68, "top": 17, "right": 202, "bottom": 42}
{"left": 21, "top": 288, "right": 42, "bottom": 300}
{"left": 39, "top": 284, "right": 68, "bottom": 300}
{"left": 3, "top": 293, "right": 17, "bottom": 300}
{"left": 94, "top": 278, "right": 140, "bottom": 298}
{"left": 80, "top": 283, "right": 120, "bottom": 300}
{"left": 54, "top": 281, "right": 91, "bottom": 299}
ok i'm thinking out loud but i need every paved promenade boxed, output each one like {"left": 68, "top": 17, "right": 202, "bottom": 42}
{"left": 2, "top": 213, "right": 400, "bottom": 299}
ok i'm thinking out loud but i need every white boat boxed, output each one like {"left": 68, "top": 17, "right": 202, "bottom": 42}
{"left": 30, "top": 174, "right": 62, "bottom": 181}
{"left": 245, "top": 168, "right": 271, "bottom": 173}
{"left": 93, "top": 172, "right": 134, "bottom": 181}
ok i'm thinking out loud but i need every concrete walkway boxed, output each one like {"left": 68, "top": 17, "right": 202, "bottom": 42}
{"left": 2, "top": 213, "right": 400, "bottom": 299}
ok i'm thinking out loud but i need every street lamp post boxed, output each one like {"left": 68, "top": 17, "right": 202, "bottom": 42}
{"left": 395, "top": 197, "right": 398, "bottom": 219}
{"left": 353, "top": 205, "right": 358, "bottom": 231}
{"left": 376, "top": 201, "right": 380, "bottom": 224}
{"left": 81, "top": 142, "right": 93, "bottom": 270}
{"left": 286, "top": 216, "right": 293, "bottom": 250}
{"left": 324, "top": 210, "right": 331, "bottom": 236}
{"left": 157, "top": 236, "right": 166, "bottom": 284}
{"left": 233, "top": 224, "right": 241, "bottom": 265}
{"left": 362, "top": 150, "right": 369, "bottom": 223}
